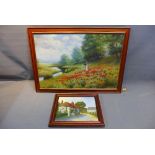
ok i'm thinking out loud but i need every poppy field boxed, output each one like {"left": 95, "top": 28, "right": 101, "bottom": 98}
{"left": 39, "top": 61, "right": 120, "bottom": 89}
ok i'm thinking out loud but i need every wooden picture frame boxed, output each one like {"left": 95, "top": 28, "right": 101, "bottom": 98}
{"left": 48, "top": 93, "right": 104, "bottom": 127}
{"left": 28, "top": 27, "right": 130, "bottom": 93}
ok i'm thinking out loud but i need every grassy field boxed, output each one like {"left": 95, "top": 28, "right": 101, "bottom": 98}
{"left": 38, "top": 63, "right": 60, "bottom": 78}
{"left": 38, "top": 58, "right": 120, "bottom": 89}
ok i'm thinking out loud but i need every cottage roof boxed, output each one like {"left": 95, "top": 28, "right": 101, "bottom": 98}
{"left": 62, "top": 102, "right": 71, "bottom": 107}
{"left": 61, "top": 102, "right": 79, "bottom": 109}
{"left": 70, "top": 102, "right": 75, "bottom": 108}
{"left": 74, "top": 105, "right": 79, "bottom": 109}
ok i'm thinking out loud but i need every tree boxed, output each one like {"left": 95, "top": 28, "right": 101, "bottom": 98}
{"left": 82, "top": 34, "right": 107, "bottom": 62}
{"left": 108, "top": 34, "right": 124, "bottom": 60}
{"left": 59, "top": 54, "right": 71, "bottom": 65}
{"left": 71, "top": 47, "right": 84, "bottom": 64}
{"left": 75, "top": 101, "right": 86, "bottom": 109}
{"left": 82, "top": 34, "right": 124, "bottom": 62}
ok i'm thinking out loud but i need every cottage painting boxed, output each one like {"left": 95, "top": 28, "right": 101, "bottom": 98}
{"left": 33, "top": 33, "right": 125, "bottom": 89}
{"left": 55, "top": 97, "right": 98, "bottom": 121}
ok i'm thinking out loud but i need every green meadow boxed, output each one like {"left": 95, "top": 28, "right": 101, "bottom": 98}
{"left": 38, "top": 58, "right": 120, "bottom": 89}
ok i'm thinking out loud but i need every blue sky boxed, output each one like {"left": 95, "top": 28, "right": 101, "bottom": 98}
{"left": 58, "top": 97, "right": 96, "bottom": 108}
{"left": 34, "top": 34, "right": 84, "bottom": 63}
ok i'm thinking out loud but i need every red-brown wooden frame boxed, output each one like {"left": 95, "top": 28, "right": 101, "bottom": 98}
{"left": 28, "top": 27, "right": 130, "bottom": 93}
{"left": 48, "top": 93, "right": 104, "bottom": 127}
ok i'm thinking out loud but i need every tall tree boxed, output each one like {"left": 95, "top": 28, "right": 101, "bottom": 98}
{"left": 108, "top": 34, "right": 124, "bottom": 60}
{"left": 71, "top": 47, "right": 84, "bottom": 64}
{"left": 82, "top": 34, "right": 106, "bottom": 62}
{"left": 82, "top": 34, "right": 96, "bottom": 62}
{"left": 75, "top": 101, "right": 86, "bottom": 109}
{"left": 59, "top": 54, "right": 71, "bottom": 65}
{"left": 82, "top": 34, "right": 124, "bottom": 62}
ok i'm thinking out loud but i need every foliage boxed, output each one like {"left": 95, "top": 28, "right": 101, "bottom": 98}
{"left": 87, "top": 112, "right": 97, "bottom": 117}
{"left": 38, "top": 63, "right": 59, "bottom": 77}
{"left": 75, "top": 101, "right": 86, "bottom": 109}
{"left": 80, "top": 108, "right": 87, "bottom": 113}
{"left": 108, "top": 34, "right": 124, "bottom": 60}
{"left": 39, "top": 62, "right": 119, "bottom": 89}
{"left": 61, "top": 65, "right": 78, "bottom": 73}
{"left": 59, "top": 54, "right": 72, "bottom": 65}
{"left": 71, "top": 47, "right": 84, "bottom": 64}
{"left": 82, "top": 34, "right": 124, "bottom": 62}
{"left": 56, "top": 111, "right": 68, "bottom": 118}
{"left": 82, "top": 34, "right": 105, "bottom": 61}
{"left": 59, "top": 48, "right": 85, "bottom": 66}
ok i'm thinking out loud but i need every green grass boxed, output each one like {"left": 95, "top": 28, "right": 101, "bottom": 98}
{"left": 38, "top": 63, "right": 60, "bottom": 77}
{"left": 39, "top": 60, "right": 120, "bottom": 89}
{"left": 55, "top": 112, "right": 68, "bottom": 118}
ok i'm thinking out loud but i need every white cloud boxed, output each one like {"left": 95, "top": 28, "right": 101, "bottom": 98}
{"left": 35, "top": 47, "right": 61, "bottom": 63}
{"left": 71, "top": 35, "right": 84, "bottom": 42}
{"left": 34, "top": 34, "right": 84, "bottom": 63}
{"left": 62, "top": 36, "right": 70, "bottom": 41}
{"left": 34, "top": 36, "right": 63, "bottom": 49}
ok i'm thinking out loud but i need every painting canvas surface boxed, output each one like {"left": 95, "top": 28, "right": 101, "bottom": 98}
{"left": 55, "top": 97, "right": 98, "bottom": 121}
{"left": 33, "top": 33, "right": 125, "bottom": 89}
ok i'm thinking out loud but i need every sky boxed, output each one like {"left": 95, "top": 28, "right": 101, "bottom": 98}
{"left": 34, "top": 34, "right": 84, "bottom": 63}
{"left": 58, "top": 97, "right": 96, "bottom": 108}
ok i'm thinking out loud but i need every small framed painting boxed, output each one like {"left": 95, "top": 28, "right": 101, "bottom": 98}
{"left": 28, "top": 27, "right": 130, "bottom": 93}
{"left": 48, "top": 93, "right": 104, "bottom": 127}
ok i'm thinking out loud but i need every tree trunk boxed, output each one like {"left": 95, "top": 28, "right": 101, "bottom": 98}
{"left": 84, "top": 61, "right": 89, "bottom": 71}
{"left": 85, "top": 64, "right": 88, "bottom": 71}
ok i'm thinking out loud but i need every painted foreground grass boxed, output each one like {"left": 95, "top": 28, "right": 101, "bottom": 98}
{"left": 55, "top": 113, "right": 98, "bottom": 121}
{"left": 38, "top": 63, "right": 60, "bottom": 77}
{"left": 39, "top": 61, "right": 120, "bottom": 89}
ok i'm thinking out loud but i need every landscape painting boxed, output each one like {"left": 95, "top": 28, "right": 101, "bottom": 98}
{"left": 48, "top": 93, "right": 104, "bottom": 127}
{"left": 28, "top": 28, "right": 130, "bottom": 92}
{"left": 55, "top": 96, "right": 98, "bottom": 121}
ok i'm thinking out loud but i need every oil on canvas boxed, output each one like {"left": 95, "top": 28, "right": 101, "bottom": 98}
{"left": 33, "top": 33, "right": 125, "bottom": 90}
{"left": 55, "top": 96, "right": 98, "bottom": 121}
{"left": 48, "top": 93, "right": 104, "bottom": 127}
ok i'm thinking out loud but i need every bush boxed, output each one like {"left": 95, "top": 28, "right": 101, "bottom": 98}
{"left": 61, "top": 66, "right": 78, "bottom": 73}
{"left": 87, "top": 112, "right": 97, "bottom": 117}
{"left": 56, "top": 112, "right": 68, "bottom": 118}
{"left": 38, "top": 63, "right": 59, "bottom": 77}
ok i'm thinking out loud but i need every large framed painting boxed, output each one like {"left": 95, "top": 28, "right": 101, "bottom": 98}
{"left": 28, "top": 27, "right": 130, "bottom": 93}
{"left": 48, "top": 93, "right": 104, "bottom": 127}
